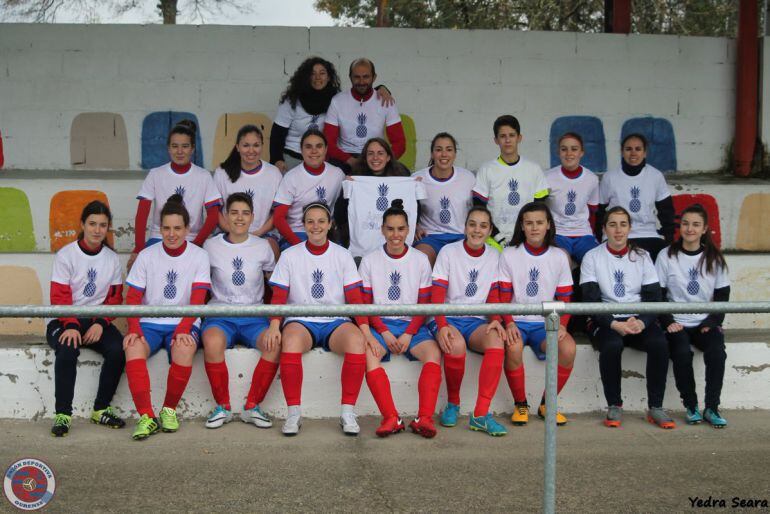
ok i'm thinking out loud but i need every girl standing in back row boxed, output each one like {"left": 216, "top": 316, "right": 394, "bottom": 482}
{"left": 129, "top": 120, "right": 221, "bottom": 269}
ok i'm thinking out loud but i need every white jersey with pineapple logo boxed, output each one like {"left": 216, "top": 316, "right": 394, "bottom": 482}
{"left": 545, "top": 166, "right": 599, "bottom": 237}
{"left": 472, "top": 157, "right": 549, "bottom": 243}
{"left": 359, "top": 245, "right": 432, "bottom": 321}
{"left": 126, "top": 242, "right": 211, "bottom": 326}
{"left": 655, "top": 247, "right": 730, "bottom": 327}
{"left": 273, "top": 163, "right": 345, "bottom": 233}
{"left": 213, "top": 163, "right": 283, "bottom": 233}
{"left": 137, "top": 163, "right": 222, "bottom": 241}
{"left": 432, "top": 240, "right": 500, "bottom": 320}
{"left": 580, "top": 242, "right": 658, "bottom": 318}
{"left": 325, "top": 90, "right": 402, "bottom": 154}
{"left": 204, "top": 234, "right": 276, "bottom": 306}
{"left": 342, "top": 176, "right": 427, "bottom": 257}
{"left": 274, "top": 99, "right": 327, "bottom": 155}
{"left": 499, "top": 244, "right": 573, "bottom": 323}
{"left": 598, "top": 164, "right": 670, "bottom": 239}
{"left": 51, "top": 241, "right": 122, "bottom": 306}
{"left": 268, "top": 242, "right": 361, "bottom": 323}
{"left": 413, "top": 166, "right": 475, "bottom": 236}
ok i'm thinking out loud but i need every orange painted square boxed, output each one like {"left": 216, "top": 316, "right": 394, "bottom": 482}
{"left": 50, "top": 190, "right": 114, "bottom": 252}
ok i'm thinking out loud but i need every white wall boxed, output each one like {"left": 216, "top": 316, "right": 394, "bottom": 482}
{"left": 0, "top": 25, "right": 736, "bottom": 172}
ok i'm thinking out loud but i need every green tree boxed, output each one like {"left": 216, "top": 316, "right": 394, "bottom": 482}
{"left": 315, "top": 0, "right": 749, "bottom": 37}
{"left": 0, "top": 0, "right": 249, "bottom": 24}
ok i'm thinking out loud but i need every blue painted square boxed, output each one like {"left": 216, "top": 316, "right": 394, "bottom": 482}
{"left": 549, "top": 116, "right": 607, "bottom": 173}
{"left": 141, "top": 111, "right": 204, "bottom": 170}
{"left": 621, "top": 117, "right": 677, "bottom": 173}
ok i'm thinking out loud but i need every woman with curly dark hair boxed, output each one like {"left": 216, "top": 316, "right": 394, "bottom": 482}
{"left": 270, "top": 57, "right": 392, "bottom": 173}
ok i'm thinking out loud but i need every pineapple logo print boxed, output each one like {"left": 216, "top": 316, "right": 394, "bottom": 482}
{"left": 439, "top": 196, "right": 451, "bottom": 224}
{"left": 565, "top": 190, "right": 577, "bottom": 216}
{"left": 316, "top": 186, "right": 327, "bottom": 203}
{"left": 356, "top": 113, "right": 368, "bottom": 138}
{"left": 387, "top": 271, "right": 401, "bottom": 301}
{"left": 245, "top": 189, "right": 255, "bottom": 200}
{"left": 311, "top": 269, "right": 325, "bottom": 299}
{"left": 231, "top": 257, "right": 245, "bottom": 286}
{"left": 83, "top": 268, "right": 97, "bottom": 297}
{"left": 612, "top": 270, "right": 626, "bottom": 298}
{"left": 163, "top": 270, "right": 178, "bottom": 299}
{"left": 174, "top": 185, "right": 186, "bottom": 202}
{"left": 465, "top": 269, "right": 479, "bottom": 297}
{"left": 376, "top": 183, "right": 389, "bottom": 211}
{"left": 526, "top": 267, "right": 540, "bottom": 297}
{"left": 629, "top": 186, "right": 641, "bottom": 213}
{"left": 686, "top": 267, "right": 700, "bottom": 295}
{"left": 507, "top": 179, "right": 520, "bottom": 206}
{"left": 308, "top": 114, "right": 320, "bottom": 131}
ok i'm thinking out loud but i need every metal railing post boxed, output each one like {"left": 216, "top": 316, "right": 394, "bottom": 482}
{"left": 542, "top": 303, "right": 563, "bottom": 514}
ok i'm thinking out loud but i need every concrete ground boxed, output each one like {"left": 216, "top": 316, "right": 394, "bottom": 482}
{"left": 1, "top": 411, "right": 769, "bottom": 513}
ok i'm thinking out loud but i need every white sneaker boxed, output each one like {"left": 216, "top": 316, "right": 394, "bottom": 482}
{"left": 340, "top": 412, "right": 360, "bottom": 435}
{"left": 282, "top": 414, "right": 302, "bottom": 436}
{"left": 205, "top": 405, "right": 233, "bottom": 429}
{"left": 240, "top": 405, "right": 273, "bottom": 428}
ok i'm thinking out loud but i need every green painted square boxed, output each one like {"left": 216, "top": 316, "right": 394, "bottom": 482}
{"left": 0, "top": 188, "right": 36, "bottom": 251}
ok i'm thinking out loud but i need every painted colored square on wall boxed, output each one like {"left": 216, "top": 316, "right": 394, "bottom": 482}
{"left": 50, "top": 190, "right": 114, "bottom": 252}
{"left": 672, "top": 194, "right": 721, "bottom": 248}
{"left": 142, "top": 112, "right": 203, "bottom": 170}
{"left": 0, "top": 266, "right": 44, "bottom": 335}
{"left": 621, "top": 117, "right": 677, "bottom": 173}
{"left": 70, "top": 113, "right": 129, "bottom": 170}
{"left": 0, "top": 188, "right": 35, "bottom": 251}
{"left": 549, "top": 116, "right": 607, "bottom": 173}
{"left": 389, "top": 114, "right": 416, "bottom": 171}
{"left": 736, "top": 193, "right": 770, "bottom": 251}
{"left": 212, "top": 113, "right": 272, "bottom": 170}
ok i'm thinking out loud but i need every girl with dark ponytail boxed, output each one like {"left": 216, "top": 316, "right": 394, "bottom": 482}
{"left": 358, "top": 199, "right": 443, "bottom": 438}
{"left": 213, "top": 124, "right": 282, "bottom": 259}
{"left": 655, "top": 204, "right": 730, "bottom": 428}
{"left": 123, "top": 195, "right": 212, "bottom": 440}
{"left": 130, "top": 119, "right": 222, "bottom": 270}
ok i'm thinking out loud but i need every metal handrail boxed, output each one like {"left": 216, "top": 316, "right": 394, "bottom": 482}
{"left": 3, "top": 300, "right": 769, "bottom": 514}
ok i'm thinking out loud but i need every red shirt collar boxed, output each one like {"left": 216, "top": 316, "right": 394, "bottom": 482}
{"left": 607, "top": 244, "right": 629, "bottom": 257}
{"left": 384, "top": 244, "right": 408, "bottom": 259}
{"left": 524, "top": 242, "right": 547, "bottom": 255}
{"left": 561, "top": 165, "right": 583, "bottom": 179}
{"left": 306, "top": 240, "right": 329, "bottom": 255}
{"left": 163, "top": 240, "right": 187, "bottom": 257}
{"left": 77, "top": 238, "right": 103, "bottom": 256}
{"left": 463, "top": 240, "right": 485, "bottom": 257}
{"left": 170, "top": 162, "right": 192, "bottom": 174}
{"left": 351, "top": 87, "right": 374, "bottom": 102}
{"left": 303, "top": 162, "right": 325, "bottom": 175}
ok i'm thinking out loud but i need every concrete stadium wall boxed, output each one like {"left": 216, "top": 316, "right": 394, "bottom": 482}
{"left": 2, "top": 339, "right": 769, "bottom": 420}
{"left": 0, "top": 25, "right": 736, "bottom": 173}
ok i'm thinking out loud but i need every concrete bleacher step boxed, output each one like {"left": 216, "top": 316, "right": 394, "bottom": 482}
{"left": 1, "top": 331, "right": 768, "bottom": 420}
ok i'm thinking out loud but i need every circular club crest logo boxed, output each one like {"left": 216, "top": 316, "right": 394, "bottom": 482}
{"left": 4, "top": 459, "right": 56, "bottom": 511}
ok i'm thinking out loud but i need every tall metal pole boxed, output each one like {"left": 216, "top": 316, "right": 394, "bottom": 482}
{"left": 542, "top": 305, "right": 562, "bottom": 514}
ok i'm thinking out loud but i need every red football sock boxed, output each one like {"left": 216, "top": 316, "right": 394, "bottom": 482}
{"left": 557, "top": 364, "right": 573, "bottom": 395}
{"left": 366, "top": 367, "right": 398, "bottom": 418}
{"left": 340, "top": 353, "right": 366, "bottom": 405}
{"left": 280, "top": 352, "right": 303, "bottom": 406}
{"left": 163, "top": 362, "right": 192, "bottom": 410}
{"left": 126, "top": 358, "right": 154, "bottom": 418}
{"left": 474, "top": 348, "right": 504, "bottom": 417}
{"left": 245, "top": 358, "right": 279, "bottom": 409}
{"left": 443, "top": 354, "right": 465, "bottom": 405}
{"left": 505, "top": 364, "right": 527, "bottom": 404}
{"left": 204, "top": 361, "right": 230, "bottom": 410}
{"left": 417, "top": 361, "right": 442, "bottom": 419}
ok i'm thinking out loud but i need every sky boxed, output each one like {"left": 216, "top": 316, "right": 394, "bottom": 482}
{"left": 0, "top": 0, "right": 338, "bottom": 26}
